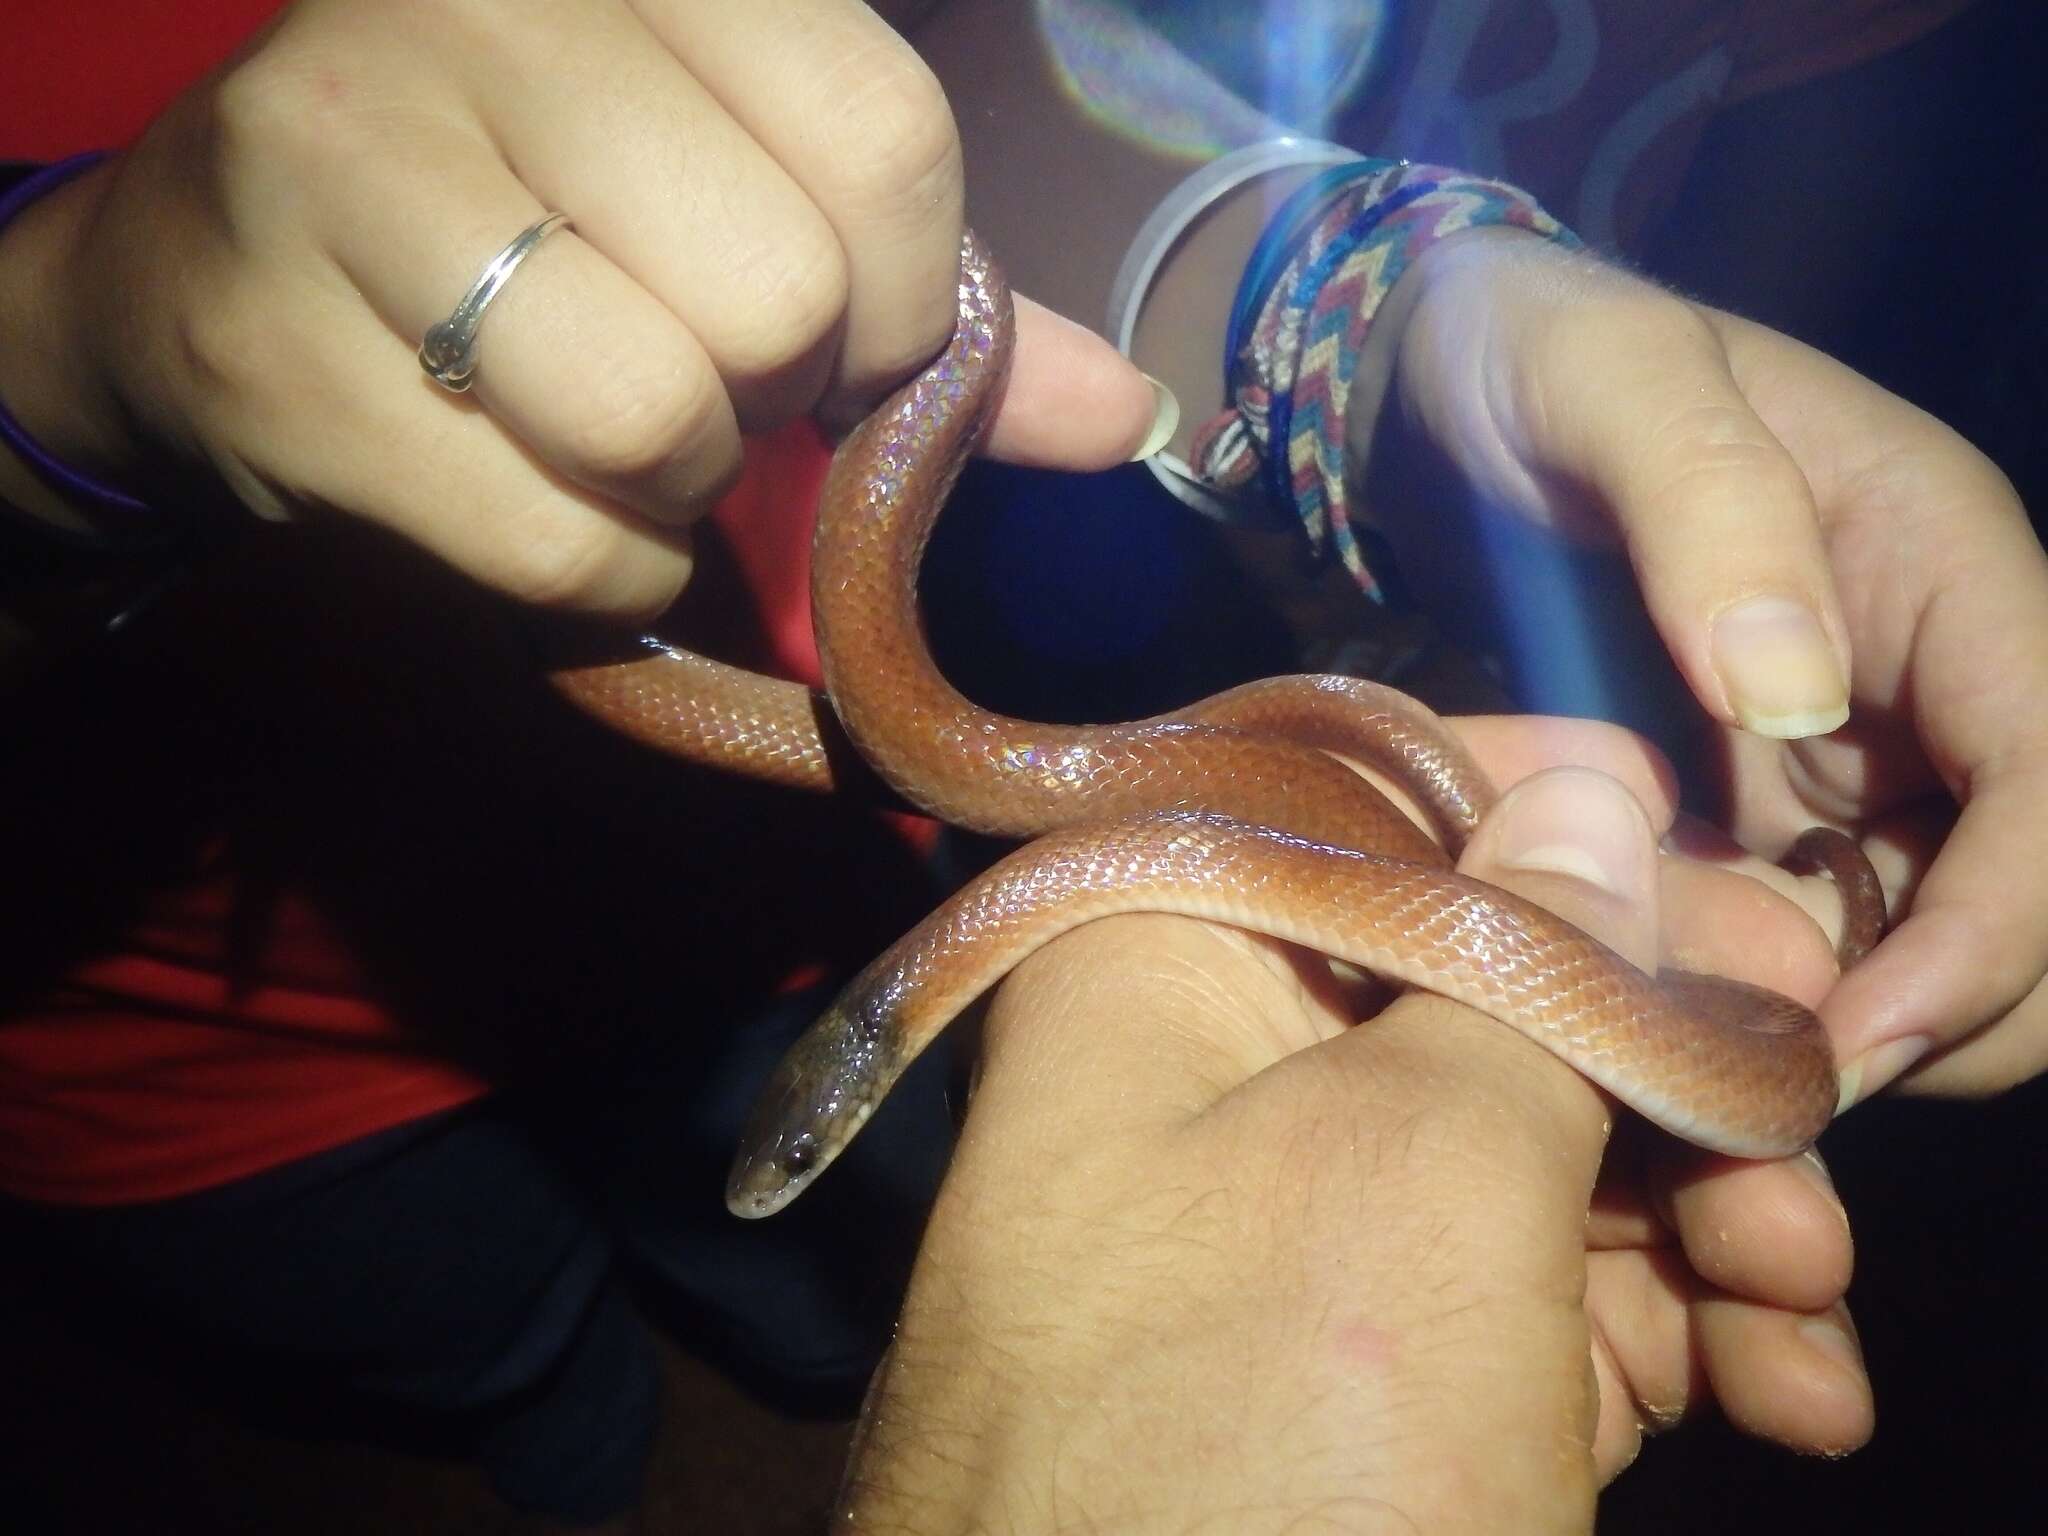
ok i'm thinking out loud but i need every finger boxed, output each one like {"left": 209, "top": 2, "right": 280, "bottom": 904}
{"left": 1585, "top": 1108, "right": 1853, "bottom": 1312}
{"left": 1506, "top": 288, "right": 1853, "bottom": 739}
{"left": 1829, "top": 760, "right": 2048, "bottom": 1102}
{"left": 1834, "top": 871, "right": 2048, "bottom": 1104}
{"left": 1585, "top": 1321, "right": 1649, "bottom": 1482}
{"left": 1653, "top": 829, "right": 1842, "bottom": 1007}
{"left": 1585, "top": 1246, "right": 1698, "bottom": 1453}
{"left": 317, "top": 131, "right": 745, "bottom": 533}
{"left": 983, "top": 295, "right": 1174, "bottom": 470}
{"left": 1450, "top": 714, "right": 1682, "bottom": 833}
{"left": 1452, "top": 765, "right": 1662, "bottom": 974}
{"left": 1309, "top": 766, "right": 1665, "bottom": 1235}
{"left": 1832, "top": 626, "right": 2048, "bottom": 1098}
{"left": 1586, "top": 1250, "right": 1873, "bottom": 1461}
{"left": 1704, "top": 313, "right": 2048, "bottom": 1096}
{"left": 1840, "top": 871, "right": 2048, "bottom": 1104}
{"left": 446, "top": 1, "right": 862, "bottom": 432}
{"left": 639, "top": 2, "right": 1174, "bottom": 468}
{"left": 1642, "top": 856, "right": 1855, "bottom": 1318}
{"left": 1652, "top": 1147, "right": 1852, "bottom": 1312}
{"left": 263, "top": 300, "right": 694, "bottom": 617}
{"left": 632, "top": 0, "right": 965, "bottom": 416}
{"left": 1695, "top": 1296, "right": 1874, "bottom": 1455}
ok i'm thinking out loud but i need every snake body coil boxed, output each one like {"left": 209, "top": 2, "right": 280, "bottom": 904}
{"left": 554, "top": 235, "right": 1863, "bottom": 1219}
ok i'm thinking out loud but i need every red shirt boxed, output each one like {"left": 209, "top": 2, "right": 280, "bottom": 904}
{"left": 0, "top": 415, "right": 849, "bottom": 1204}
{"left": 0, "top": 0, "right": 1977, "bottom": 1204}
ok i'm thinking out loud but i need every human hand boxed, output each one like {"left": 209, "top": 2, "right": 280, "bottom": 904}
{"left": 0, "top": 0, "right": 1166, "bottom": 613}
{"left": 838, "top": 725, "right": 1870, "bottom": 1534}
{"left": 1386, "top": 227, "right": 2048, "bottom": 1104}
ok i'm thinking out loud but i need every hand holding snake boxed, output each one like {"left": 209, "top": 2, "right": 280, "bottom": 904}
{"left": 22, "top": 0, "right": 2048, "bottom": 1507}
{"left": 555, "top": 233, "right": 1869, "bottom": 1220}
{"left": 543, "top": 230, "right": 1880, "bottom": 1494}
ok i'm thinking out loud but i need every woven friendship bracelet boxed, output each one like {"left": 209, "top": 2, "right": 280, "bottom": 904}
{"left": 1191, "top": 160, "right": 1579, "bottom": 600}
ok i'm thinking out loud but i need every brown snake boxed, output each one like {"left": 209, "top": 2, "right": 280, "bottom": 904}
{"left": 554, "top": 234, "right": 1877, "bottom": 1219}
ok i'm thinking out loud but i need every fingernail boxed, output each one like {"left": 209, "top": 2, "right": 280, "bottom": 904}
{"left": 1835, "top": 1034, "right": 1932, "bottom": 1113}
{"left": 1796, "top": 1147, "right": 1836, "bottom": 1195}
{"left": 1493, "top": 769, "right": 1652, "bottom": 900}
{"left": 1709, "top": 596, "right": 1850, "bottom": 739}
{"left": 1796, "top": 1148, "right": 1850, "bottom": 1233}
{"left": 1797, "top": 1314, "right": 1864, "bottom": 1375}
{"left": 1128, "top": 374, "right": 1180, "bottom": 462}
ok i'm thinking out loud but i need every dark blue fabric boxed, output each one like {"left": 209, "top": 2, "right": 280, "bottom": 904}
{"left": 5, "top": 982, "right": 956, "bottom": 1525}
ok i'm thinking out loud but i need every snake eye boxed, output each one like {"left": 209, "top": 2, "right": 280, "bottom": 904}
{"left": 783, "top": 1133, "right": 820, "bottom": 1176}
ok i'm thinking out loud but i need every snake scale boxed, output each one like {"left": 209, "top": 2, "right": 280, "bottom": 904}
{"left": 552, "top": 234, "right": 1874, "bottom": 1219}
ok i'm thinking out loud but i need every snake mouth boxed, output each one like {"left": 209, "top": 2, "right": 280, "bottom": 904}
{"left": 724, "top": 1133, "right": 820, "bottom": 1220}
{"left": 725, "top": 1103, "right": 873, "bottom": 1220}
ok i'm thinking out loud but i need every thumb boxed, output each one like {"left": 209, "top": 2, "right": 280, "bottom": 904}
{"left": 1454, "top": 764, "right": 1663, "bottom": 975}
{"left": 1406, "top": 238, "right": 1852, "bottom": 739}
{"left": 1286, "top": 763, "right": 1667, "bottom": 1211}
{"left": 984, "top": 292, "right": 1178, "bottom": 470}
{"left": 1241, "top": 765, "right": 1670, "bottom": 1521}
{"left": 1301, "top": 765, "right": 1666, "bottom": 1208}
{"left": 1514, "top": 298, "right": 1852, "bottom": 739}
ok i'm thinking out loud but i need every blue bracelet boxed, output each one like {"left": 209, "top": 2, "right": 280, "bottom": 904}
{"left": 1195, "top": 160, "right": 1580, "bottom": 599}
{"left": 1220, "top": 156, "right": 1402, "bottom": 389}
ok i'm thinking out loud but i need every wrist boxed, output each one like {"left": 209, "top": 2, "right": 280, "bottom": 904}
{"left": 1387, "top": 225, "right": 1603, "bottom": 522}
{"left": 1123, "top": 161, "right": 1335, "bottom": 468}
{"left": 0, "top": 157, "right": 147, "bottom": 537}
{"left": 1350, "top": 224, "right": 1559, "bottom": 467}
{"left": 1184, "top": 162, "right": 1578, "bottom": 603}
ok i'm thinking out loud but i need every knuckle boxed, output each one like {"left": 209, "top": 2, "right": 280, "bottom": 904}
{"left": 492, "top": 509, "right": 686, "bottom": 619}
{"left": 1638, "top": 404, "right": 1803, "bottom": 504}
{"left": 211, "top": 44, "right": 349, "bottom": 168}
{"left": 495, "top": 512, "right": 626, "bottom": 610}
{"left": 171, "top": 284, "right": 275, "bottom": 403}
{"left": 716, "top": 220, "right": 851, "bottom": 379}
{"left": 211, "top": 12, "right": 446, "bottom": 176}
{"left": 1644, "top": 398, "right": 1780, "bottom": 460}
{"left": 570, "top": 355, "right": 727, "bottom": 489}
{"left": 811, "top": 48, "right": 962, "bottom": 226}
{"left": 210, "top": 53, "right": 298, "bottom": 150}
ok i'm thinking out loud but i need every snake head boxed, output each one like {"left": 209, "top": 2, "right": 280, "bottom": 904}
{"left": 724, "top": 1121, "right": 830, "bottom": 1220}
{"left": 724, "top": 998, "right": 888, "bottom": 1219}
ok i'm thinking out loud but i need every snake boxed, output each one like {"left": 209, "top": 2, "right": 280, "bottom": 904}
{"left": 552, "top": 233, "right": 1879, "bottom": 1220}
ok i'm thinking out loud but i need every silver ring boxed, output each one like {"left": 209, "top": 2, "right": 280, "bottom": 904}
{"left": 418, "top": 212, "right": 572, "bottom": 392}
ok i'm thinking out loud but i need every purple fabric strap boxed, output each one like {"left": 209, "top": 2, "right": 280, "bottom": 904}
{"left": 0, "top": 151, "right": 156, "bottom": 524}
